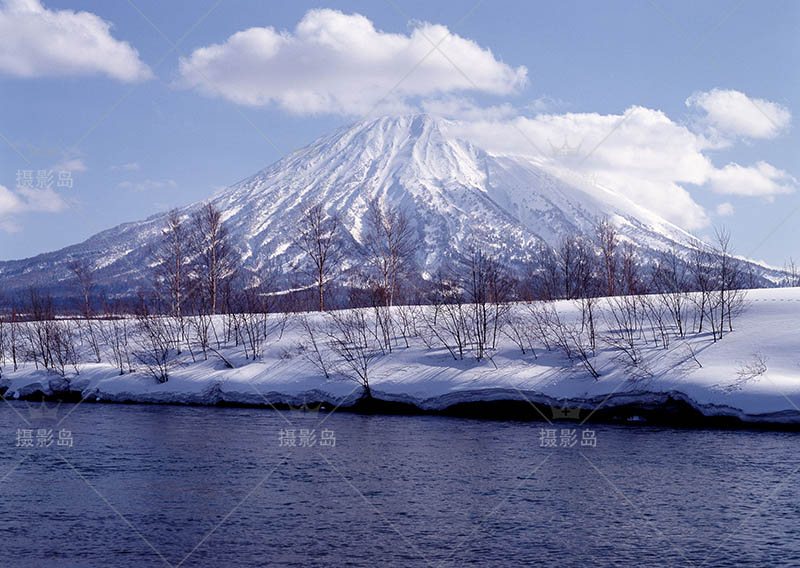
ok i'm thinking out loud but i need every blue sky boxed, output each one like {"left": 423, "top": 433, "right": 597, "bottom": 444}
{"left": 0, "top": 0, "right": 797, "bottom": 265}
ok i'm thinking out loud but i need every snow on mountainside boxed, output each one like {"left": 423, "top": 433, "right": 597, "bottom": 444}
{"left": 0, "top": 114, "right": 778, "bottom": 294}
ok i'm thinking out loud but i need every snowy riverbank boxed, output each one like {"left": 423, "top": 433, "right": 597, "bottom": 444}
{"left": 3, "top": 287, "right": 800, "bottom": 428}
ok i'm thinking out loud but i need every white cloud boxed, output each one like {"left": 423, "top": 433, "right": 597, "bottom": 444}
{"left": 0, "top": 183, "right": 67, "bottom": 232}
{"left": 715, "top": 202, "right": 735, "bottom": 217}
{"left": 708, "top": 161, "right": 795, "bottom": 198}
{"left": 118, "top": 179, "right": 177, "bottom": 192}
{"left": 0, "top": 0, "right": 152, "bottom": 82}
{"left": 420, "top": 97, "right": 517, "bottom": 121}
{"left": 526, "top": 95, "right": 569, "bottom": 113}
{"left": 445, "top": 104, "right": 795, "bottom": 230}
{"left": 52, "top": 157, "right": 87, "bottom": 173}
{"left": 15, "top": 185, "right": 65, "bottom": 212}
{"left": 177, "top": 9, "right": 527, "bottom": 115}
{"left": 448, "top": 107, "right": 713, "bottom": 229}
{"left": 686, "top": 89, "right": 791, "bottom": 139}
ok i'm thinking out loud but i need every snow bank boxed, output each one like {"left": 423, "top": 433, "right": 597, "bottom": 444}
{"left": 3, "top": 287, "right": 800, "bottom": 427}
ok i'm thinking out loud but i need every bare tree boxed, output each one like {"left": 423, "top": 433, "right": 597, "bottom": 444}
{"left": 595, "top": 218, "right": 618, "bottom": 296}
{"left": 603, "top": 295, "right": 643, "bottom": 366}
{"left": 782, "top": 258, "right": 800, "bottom": 287}
{"left": 689, "top": 242, "right": 715, "bottom": 334}
{"left": 154, "top": 209, "right": 189, "bottom": 318}
{"left": 618, "top": 242, "right": 643, "bottom": 296}
{"left": 7, "top": 302, "right": 18, "bottom": 372}
{"left": 68, "top": 258, "right": 101, "bottom": 362}
{"left": 422, "top": 272, "right": 470, "bottom": 360}
{"left": 713, "top": 227, "right": 747, "bottom": 339}
{"left": 572, "top": 236, "right": 600, "bottom": 351}
{"left": 525, "top": 243, "right": 561, "bottom": 301}
{"left": 190, "top": 203, "right": 237, "bottom": 315}
{"left": 363, "top": 198, "right": 417, "bottom": 307}
{"left": 395, "top": 303, "right": 422, "bottom": 348}
{"left": 19, "top": 288, "right": 80, "bottom": 376}
{"left": 464, "top": 246, "right": 511, "bottom": 361}
{"left": 98, "top": 317, "right": 133, "bottom": 375}
{"left": 556, "top": 235, "right": 580, "bottom": 299}
{"left": 653, "top": 248, "right": 690, "bottom": 338}
{"left": 47, "top": 320, "right": 80, "bottom": 377}
{"left": 536, "top": 302, "right": 599, "bottom": 378}
{"left": 231, "top": 276, "right": 287, "bottom": 360}
{"left": 501, "top": 310, "right": 537, "bottom": 358}
{"left": 298, "top": 314, "right": 332, "bottom": 379}
{"left": 132, "top": 314, "right": 174, "bottom": 383}
{"left": 0, "top": 309, "right": 7, "bottom": 377}
{"left": 294, "top": 203, "right": 341, "bottom": 312}
{"left": 68, "top": 258, "right": 94, "bottom": 319}
{"left": 326, "top": 309, "right": 380, "bottom": 398}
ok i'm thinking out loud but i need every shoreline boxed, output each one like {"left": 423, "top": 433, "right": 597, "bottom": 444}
{"left": 7, "top": 383, "right": 800, "bottom": 432}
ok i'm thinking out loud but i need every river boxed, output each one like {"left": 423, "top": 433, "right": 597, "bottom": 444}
{"left": 2, "top": 401, "right": 798, "bottom": 567}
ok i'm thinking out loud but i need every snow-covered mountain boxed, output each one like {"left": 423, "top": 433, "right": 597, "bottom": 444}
{"left": 0, "top": 114, "right": 773, "bottom": 295}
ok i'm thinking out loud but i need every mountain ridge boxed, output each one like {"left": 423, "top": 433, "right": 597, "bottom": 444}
{"left": 0, "top": 114, "right": 780, "bottom": 295}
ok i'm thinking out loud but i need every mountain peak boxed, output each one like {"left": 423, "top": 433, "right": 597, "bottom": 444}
{"left": 347, "top": 113, "right": 451, "bottom": 144}
{"left": 357, "top": 112, "right": 444, "bottom": 128}
{"left": 0, "top": 112, "right": 727, "bottom": 294}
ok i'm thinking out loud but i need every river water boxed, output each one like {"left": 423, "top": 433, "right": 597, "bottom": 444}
{"left": 1, "top": 401, "right": 798, "bottom": 567}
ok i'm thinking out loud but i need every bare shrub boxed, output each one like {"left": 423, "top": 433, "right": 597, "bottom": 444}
{"left": 298, "top": 314, "right": 332, "bottom": 379}
{"left": 98, "top": 317, "right": 133, "bottom": 375}
{"left": 501, "top": 310, "right": 537, "bottom": 358}
{"left": 132, "top": 315, "right": 175, "bottom": 383}
{"left": 325, "top": 309, "right": 380, "bottom": 398}
{"left": 603, "top": 295, "right": 643, "bottom": 366}
{"left": 395, "top": 303, "right": 421, "bottom": 348}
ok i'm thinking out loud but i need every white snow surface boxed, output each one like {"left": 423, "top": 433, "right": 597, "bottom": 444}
{"left": 4, "top": 287, "right": 800, "bottom": 424}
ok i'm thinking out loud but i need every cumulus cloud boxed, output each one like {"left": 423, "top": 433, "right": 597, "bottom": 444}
{"left": 708, "top": 161, "right": 795, "bottom": 198}
{"left": 0, "top": 0, "right": 152, "bottom": 82}
{"left": 686, "top": 88, "right": 791, "bottom": 139}
{"left": 445, "top": 104, "right": 795, "bottom": 230}
{"left": 177, "top": 9, "right": 527, "bottom": 115}
{"left": 448, "top": 107, "right": 713, "bottom": 229}
{"left": 0, "top": 183, "right": 67, "bottom": 232}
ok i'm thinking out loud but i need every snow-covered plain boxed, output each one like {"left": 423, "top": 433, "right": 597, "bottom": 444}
{"left": 3, "top": 287, "right": 800, "bottom": 426}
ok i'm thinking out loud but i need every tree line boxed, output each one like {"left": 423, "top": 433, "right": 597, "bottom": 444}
{"left": 0, "top": 198, "right": 782, "bottom": 394}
